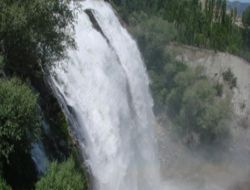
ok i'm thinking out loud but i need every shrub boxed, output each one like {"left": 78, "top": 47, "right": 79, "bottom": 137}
{"left": 0, "top": 177, "right": 11, "bottom": 190}
{"left": 35, "top": 158, "right": 87, "bottom": 190}
{"left": 222, "top": 68, "right": 237, "bottom": 89}
{"left": 129, "top": 15, "right": 177, "bottom": 71}
{"left": 214, "top": 83, "right": 224, "bottom": 97}
{"left": 167, "top": 67, "right": 231, "bottom": 144}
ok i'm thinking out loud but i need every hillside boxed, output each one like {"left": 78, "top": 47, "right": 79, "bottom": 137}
{"left": 227, "top": 1, "right": 250, "bottom": 16}
{"left": 156, "top": 45, "right": 250, "bottom": 190}
{"left": 168, "top": 44, "right": 250, "bottom": 128}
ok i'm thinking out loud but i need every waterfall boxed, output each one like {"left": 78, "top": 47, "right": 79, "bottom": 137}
{"left": 31, "top": 140, "right": 49, "bottom": 175}
{"left": 31, "top": 110, "right": 49, "bottom": 175}
{"left": 49, "top": 0, "right": 163, "bottom": 189}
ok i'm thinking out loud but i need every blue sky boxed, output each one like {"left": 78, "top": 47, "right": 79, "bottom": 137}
{"left": 229, "top": 0, "right": 250, "bottom": 2}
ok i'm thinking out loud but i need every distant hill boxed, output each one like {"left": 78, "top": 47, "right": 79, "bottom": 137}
{"left": 227, "top": 1, "right": 250, "bottom": 16}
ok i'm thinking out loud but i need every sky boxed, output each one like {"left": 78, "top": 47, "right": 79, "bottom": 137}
{"left": 229, "top": 0, "right": 250, "bottom": 2}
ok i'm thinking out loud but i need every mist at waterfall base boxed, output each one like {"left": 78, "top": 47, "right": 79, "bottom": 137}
{"left": 48, "top": 1, "right": 250, "bottom": 190}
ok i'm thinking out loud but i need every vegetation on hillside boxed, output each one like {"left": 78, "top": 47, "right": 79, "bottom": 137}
{"left": 0, "top": 0, "right": 249, "bottom": 188}
{"left": 35, "top": 158, "right": 87, "bottom": 190}
{"left": 242, "top": 6, "right": 250, "bottom": 49}
{"left": 112, "top": 0, "right": 234, "bottom": 145}
{"left": 167, "top": 67, "right": 231, "bottom": 144}
{"left": 0, "top": 78, "right": 40, "bottom": 162}
{"left": 0, "top": 0, "right": 87, "bottom": 189}
{"left": 112, "top": 0, "right": 250, "bottom": 59}
{"left": 0, "top": 78, "right": 40, "bottom": 189}
{"left": 0, "top": 0, "right": 75, "bottom": 77}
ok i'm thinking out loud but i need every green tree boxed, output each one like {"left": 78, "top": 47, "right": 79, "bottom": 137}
{"left": 167, "top": 67, "right": 231, "bottom": 144}
{"left": 0, "top": 78, "right": 40, "bottom": 161}
{"left": 0, "top": 0, "right": 75, "bottom": 77}
{"left": 36, "top": 158, "right": 87, "bottom": 190}
{"left": 113, "top": 0, "right": 243, "bottom": 53}
{"left": 179, "top": 79, "right": 230, "bottom": 143}
{"left": 242, "top": 6, "right": 250, "bottom": 48}
{"left": 242, "top": 6, "right": 250, "bottom": 28}
{"left": 129, "top": 15, "right": 177, "bottom": 71}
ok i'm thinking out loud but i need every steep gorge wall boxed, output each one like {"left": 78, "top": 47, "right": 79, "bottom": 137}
{"left": 168, "top": 44, "right": 250, "bottom": 128}
{"left": 157, "top": 44, "right": 250, "bottom": 190}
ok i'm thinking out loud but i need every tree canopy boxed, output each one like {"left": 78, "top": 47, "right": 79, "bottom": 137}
{"left": 0, "top": 78, "right": 40, "bottom": 162}
{"left": 0, "top": 0, "right": 75, "bottom": 76}
{"left": 242, "top": 6, "right": 250, "bottom": 49}
{"left": 167, "top": 67, "right": 231, "bottom": 144}
{"left": 112, "top": 0, "right": 242, "bottom": 53}
{"left": 242, "top": 6, "right": 250, "bottom": 28}
{"left": 119, "top": 2, "right": 232, "bottom": 145}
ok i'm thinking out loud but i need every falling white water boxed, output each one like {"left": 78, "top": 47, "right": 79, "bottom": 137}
{"left": 31, "top": 114, "right": 49, "bottom": 175}
{"left": 31, "top": 140, "right": 49, "bottom": 175}
{"left": 50, "top": 0, "right": 163, "bottom": 189}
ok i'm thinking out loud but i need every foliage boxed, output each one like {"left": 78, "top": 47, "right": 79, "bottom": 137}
{"left": 35, "top": 158, "right": 87, "bottom": 190}
{"left": 126, "top": 12, "right": 183, "bottom": 113}
{"left": 111, "top": 0, "right": 165, "bottom": 22}
{"left": 0, "top": 55, "right": 4, "bottom": 70}
{"left": 0, "top": 177, "right": 11, "bottom": 190}
{"left": 167, "top": 67, "right": 231, "bottom": 144}
{"left": 129, "top": 15, "right": 177, "bottom": 72}
{"left": 214, "top": 83, "right": 224, "bottom": 97}
{"left": 222, "top": 68, "right": 237, "bottom": 89}
{"left": 112, "top": 0, "right": 243, "bottom": 53}
{"left": 0, "top": 1, "right": 87, "bottom": 189}
{"left": 129, "top": 15, "right": 177, "bottom": 47}
{"left": 173, "top": 0, "right": 241, "bottom": 52}
{"left": 0, "top": 0, "right": 75, "bottom": 76}
{"left": 242, "top": 6, "right": 250, "bottom": 49}
{"left": 0, "top": 78, "right": 40, "bottom": 161}
{"left": 236, "top": 48, "right": 250, "bottom": 63}
{"left": 150, "top": 60, "right": 187, "bottom": 113}
{"left": 121, "top": 3, "right": 232, "bottom": 144}
{"left": 242, "top": 6, "right": 250, "bottom": 28}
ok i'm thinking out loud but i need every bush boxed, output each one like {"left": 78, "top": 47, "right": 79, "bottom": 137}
{"left": 167, "top": 67, "right": 231, "bottom": 144}
{"left": 0, "top": 78, "right": 40, "bottom": 161}
{"left": 222, "top": 68, "right": 237, "bottom": 89}
{"left": 129, "top": 15, "right": 177, "bottom": 71}
{"left": 0, "top": 177, "right": 11, "bottom": 190}
{"left": 35, "top": 158, "right": 87, "bottom": 190}
{"left": 214, "top": 83, "right": 224, "bottom": 97}
{"left": 166, "top": 66, "right": 205, "bottom": 115}
{"left": 128, "top": 14, "right": 182, "bottom": 112}
{"left": 150, "top": 60, "right": 187, "bottom": 112}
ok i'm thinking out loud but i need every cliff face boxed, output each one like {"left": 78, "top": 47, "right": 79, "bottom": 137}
{"left": 168, "top": 44, "right": 250, "bottom": 129}
{"left": 157, "top": 44, "right": 250, "bottom": 190}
